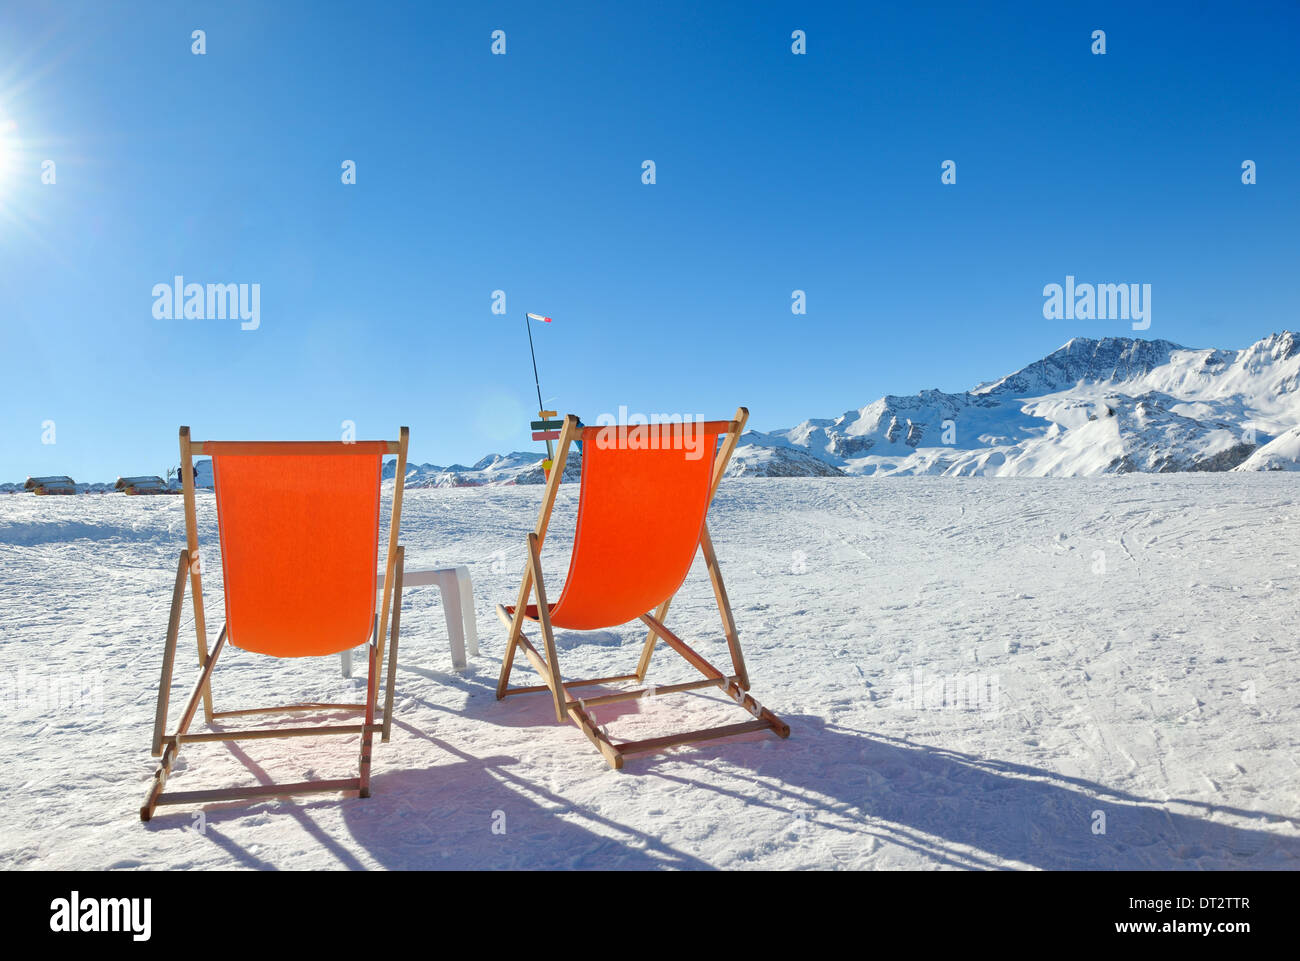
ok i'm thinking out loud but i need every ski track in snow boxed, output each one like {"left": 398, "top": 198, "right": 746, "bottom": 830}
{"left": 1, "top": 476, "right": 1298, "bottom": 871}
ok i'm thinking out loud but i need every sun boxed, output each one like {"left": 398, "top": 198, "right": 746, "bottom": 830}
{"left": 0, "top": 118, "right": 12, "bottom": 175}
{"left": 0, "top": 109, "right": 49, "bottom": 240}
{"left": 0, "top": 115, "right": 20, "bottom": 203}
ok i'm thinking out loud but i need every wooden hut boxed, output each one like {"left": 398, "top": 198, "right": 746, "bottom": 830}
{"left": 24, "top": 476, "right": 77, "bottom": 495}
{"left": 114, "top": 475, "right": 172, "bottom": 495}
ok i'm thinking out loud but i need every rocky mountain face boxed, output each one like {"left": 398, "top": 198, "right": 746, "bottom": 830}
{"left": 734, "top": 332, "right": 1300, "bottom": 477}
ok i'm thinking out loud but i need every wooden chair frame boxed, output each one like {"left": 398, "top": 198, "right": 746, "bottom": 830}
{"left": 495, "top": 408, "right": 789, "bottom": 768}
{"left": 141, "top": 426, "right": 410, "bottom": 821}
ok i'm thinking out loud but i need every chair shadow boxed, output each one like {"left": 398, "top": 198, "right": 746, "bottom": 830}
{"left": 144, "top": 662, "right": 1298, "bottom": 870}
{"left": 399, "top": 662, "right": 576, "bottom": 730}
{"left": 144, "top": 686, "right": 712, "bottom": 873}
{"left": 145, "top": 695, "right": 712, "bottom": 870}
{"left": 338, "top": 721, "right": 713, "bottom": 870}
{"left": 141, "top": 740, "right": 372, "bottom": 871}
{"left": 625, "top": 714, "right": 1300, "bottom": 870}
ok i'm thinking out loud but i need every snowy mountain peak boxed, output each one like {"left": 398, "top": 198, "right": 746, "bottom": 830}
{"left": 1243, "top": 329, "right": 1299, "bottom": 364}
{"left": 976, "top": 336, "right": 1186, "bottom": 397}
{"left": 734, "top": 331, "right": 1300, "bottom": 477}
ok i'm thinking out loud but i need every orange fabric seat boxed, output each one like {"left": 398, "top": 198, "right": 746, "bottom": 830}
{"left": 496, "top": 411, "right": 789, "bottom": 768}
{"left": 209, "top": 442, "right": 387, "bottom": 657}
{"left": 543, "top": 429, "right": 721, "bottom": 630}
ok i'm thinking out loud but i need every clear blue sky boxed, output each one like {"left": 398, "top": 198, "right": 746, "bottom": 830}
{"left": 1, "top": 1, "right": 1297, "bottom": 480}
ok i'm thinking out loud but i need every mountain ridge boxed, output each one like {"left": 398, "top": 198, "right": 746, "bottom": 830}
{"left": 730, "top": 331, "right": 1300, "bottom": 478}
{"left": 7, "top": 332, "right": 1300, "bottom": 491}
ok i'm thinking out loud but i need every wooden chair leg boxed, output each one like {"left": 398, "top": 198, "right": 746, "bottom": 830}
{"left": 496, "top": 563, "right": 533, "bottom": 699}
{"left": 700, "top": 523, "right": 749, "bottom": 690}
{"left": 567, "top": 702, "right": 624, "bottom": 769}
{"left": 526, "top": 533, "right": 567, "bottom": 723}
{"left": 500, "top": 415, "right": 575, "bottom": 698}
{"left": 636, "top": 596, "right": 673, "bottom": 682}
{"left": 179, "top": 427, "right": 216, "bottom": 724}
{"left": 496, "top": 626, "right": 519, "bottom": 698}
{"left": 359, "top": 619, "right": 378, "bottom": 798}
{"left": 151, "top": 550, "right": 190, "bottom": 757}
{"left": 141, "top": 626, "right": 228, "bottom": 821}
{"left": 382, "top": 548, "right": 403, "bottom": 742}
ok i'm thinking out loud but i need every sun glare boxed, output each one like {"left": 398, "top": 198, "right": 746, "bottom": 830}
{"left": 0, "top": 111, "right": 42, "bottom": 235}
{"left": 0, "top": 116, "right": 18, "bottom": 201}
{"left": 0, "top": 119, "right": 13, "bottom": 174}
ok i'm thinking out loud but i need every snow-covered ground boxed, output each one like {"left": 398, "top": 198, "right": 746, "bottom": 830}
{"left": 1, "top": 475, "right": 1297, "bottom": 870}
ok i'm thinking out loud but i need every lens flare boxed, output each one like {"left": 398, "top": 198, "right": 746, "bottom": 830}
{"left": 0, "top": 117, "right": 15, "bottom": 179}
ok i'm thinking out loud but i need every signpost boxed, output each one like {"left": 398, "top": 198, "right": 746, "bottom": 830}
{"left": 524, "top": 312, "right": 559, "bottom": 477}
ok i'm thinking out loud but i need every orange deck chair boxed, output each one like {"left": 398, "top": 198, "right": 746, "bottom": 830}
{"left": 496, "top": 408, "right": 789, "bottom": 768}
{"left": 141, "top": 426, "right": 409, "bottom": 820}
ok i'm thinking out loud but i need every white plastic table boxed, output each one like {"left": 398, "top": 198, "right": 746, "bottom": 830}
{"left": 339, "top": 565, "right": 480, "bottom": 677}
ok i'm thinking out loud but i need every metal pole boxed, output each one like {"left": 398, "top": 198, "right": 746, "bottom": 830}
{"left": 525, "top": 313, "right": 555, "bottom": 461}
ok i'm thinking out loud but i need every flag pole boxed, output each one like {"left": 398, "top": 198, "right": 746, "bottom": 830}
{"left": 524, "top": 312, "right": 555, "bottom": 462}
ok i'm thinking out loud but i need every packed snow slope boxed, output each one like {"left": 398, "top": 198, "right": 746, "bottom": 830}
{"left": 1, "top": 476, "right": 1297, "bottom": 870}
{"left": 732, "top": 331, "right": 1300, "bottom": 477}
